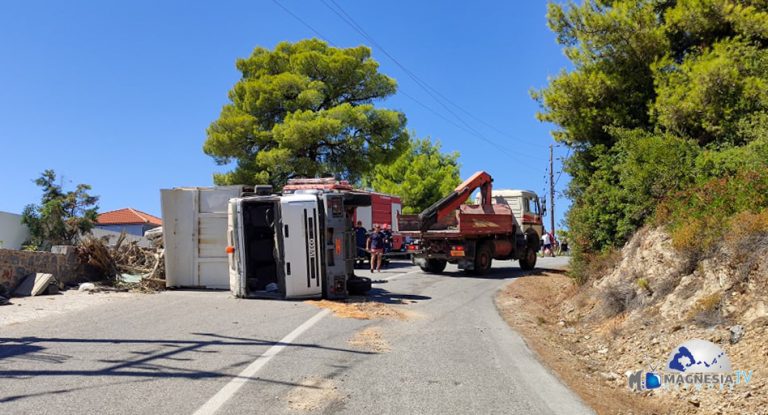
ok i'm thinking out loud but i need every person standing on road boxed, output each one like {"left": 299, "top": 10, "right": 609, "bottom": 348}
{"left": 381, "top": 223, "right": 393, "bottom": 253}
{"left": 367, "top": 224, "right": 385, "bottom": 272}
{"left": 355, "top": 221, "right": 367, "bottom": 258}
{"left": 541, "top": 231, "right": 553, "bottom": 257}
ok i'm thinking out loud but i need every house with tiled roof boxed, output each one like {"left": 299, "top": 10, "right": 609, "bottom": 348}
{"left": 95, "top": 208, "right": 162, "bottom": 236}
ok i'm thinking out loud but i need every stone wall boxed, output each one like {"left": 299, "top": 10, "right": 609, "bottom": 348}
{"left": 0, "top": 246, "right": 79, "bottom": 295}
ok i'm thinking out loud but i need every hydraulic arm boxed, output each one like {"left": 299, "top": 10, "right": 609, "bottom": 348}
{"left": 417, "top": 171, "right": 493, "bottom": 231}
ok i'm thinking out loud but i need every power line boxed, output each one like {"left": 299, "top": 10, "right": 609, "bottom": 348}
{"left": 554, "top": 147, "right": 571, "bottom": 186}
{"left": 270, "top": 0, "right": 333, "bottom": 43}
{"left": 272, "top": 0, "right": 544, "bottom": 169}
{"left": 318, "top": 0, "right": 542, "bottom": 165}
{"left": 322, "top": 0, "right": 544, "bottom": 152}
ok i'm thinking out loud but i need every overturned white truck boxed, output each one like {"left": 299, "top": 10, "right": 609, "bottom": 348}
{"left": 226, "top": 190, "right": 373, "bottom": 300}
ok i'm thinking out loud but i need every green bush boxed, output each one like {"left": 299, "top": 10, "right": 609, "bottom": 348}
{"left": 657, "top": 169, "right": 768, "bottom": 253}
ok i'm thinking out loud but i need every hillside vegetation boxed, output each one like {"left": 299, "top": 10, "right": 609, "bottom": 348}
{"left": 534, "top": 0, "right": 768, "bottom": 280}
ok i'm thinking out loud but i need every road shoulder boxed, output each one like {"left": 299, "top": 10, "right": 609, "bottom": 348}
{"left": 495, "top": 271, "right": 664, "bottom": 414}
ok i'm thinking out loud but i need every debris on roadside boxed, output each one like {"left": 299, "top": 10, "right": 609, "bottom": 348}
{"left": 12, "top": 273, "right": 58, "bottom": 297}
{"left": 307, "top": 299, "right": 412, "bottom": 320}
{"left": 77, "top": 231, "right": 165, "bottom": 292}
{"left": 348, "top": 326, "right": 390, "bottom": 352}
{"left": 78, "top": 282, "right": 98, "bottom": 292}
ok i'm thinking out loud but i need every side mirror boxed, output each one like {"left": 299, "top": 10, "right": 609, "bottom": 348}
{"left": 540, "top": 197, "right": 547, "bottom": 216}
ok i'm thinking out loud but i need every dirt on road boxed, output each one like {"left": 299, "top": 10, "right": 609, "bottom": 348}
{"left": 307, "top": 299, "right": 414, "bottom": 320}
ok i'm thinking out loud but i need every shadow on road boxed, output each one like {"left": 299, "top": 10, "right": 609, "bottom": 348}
{"left": 352, "top": 286, "right": 432, "bottom": 305}
{"left": 0, "top": 332, "right": 375, "bottom": 400}
{"left": 433, "top": 265, "right": 568, "bottom": 280}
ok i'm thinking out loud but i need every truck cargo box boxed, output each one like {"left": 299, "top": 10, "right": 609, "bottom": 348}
{"left": 161, "top": 186, "right": 252, "bottom": 289}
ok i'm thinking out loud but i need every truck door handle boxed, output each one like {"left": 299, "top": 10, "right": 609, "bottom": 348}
{"left": 284, "top": 225, "right": 289, "bottom": 237}
{"left": 286, "top": 262, "right": 291, "bottom": 275}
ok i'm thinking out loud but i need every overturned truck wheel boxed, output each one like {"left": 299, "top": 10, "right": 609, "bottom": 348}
{"left": 348, "top": 276, "right": 372, "bottom": 295}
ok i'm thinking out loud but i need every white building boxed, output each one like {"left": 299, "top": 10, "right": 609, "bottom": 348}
{"left": 0, "top": 211, "right": 30, "bottom": 250}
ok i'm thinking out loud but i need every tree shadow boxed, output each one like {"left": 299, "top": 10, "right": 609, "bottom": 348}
{"left": 0, "top": 331, "right": 374, "bottom": 404}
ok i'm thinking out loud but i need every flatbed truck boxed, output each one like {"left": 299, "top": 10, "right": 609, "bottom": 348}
{"left": 399, "top": 171, "right": 543, "bottom": 274}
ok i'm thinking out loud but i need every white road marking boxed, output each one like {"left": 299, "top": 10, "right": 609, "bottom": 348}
{"left": 192, "top": 308, "right": 331, "bottom": 415}
{"left": 383, "top": 269, "right": 421, "bottom": 281}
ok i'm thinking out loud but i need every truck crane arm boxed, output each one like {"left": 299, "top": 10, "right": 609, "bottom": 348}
{"left": 417, "top": 171, "right": 493, "bottom": 232}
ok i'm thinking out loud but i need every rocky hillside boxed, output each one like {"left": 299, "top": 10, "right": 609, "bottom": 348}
{"left": 559, "top": 226, "right": 768, "bottom": 413}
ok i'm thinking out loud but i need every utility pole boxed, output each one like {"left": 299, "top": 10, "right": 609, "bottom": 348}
{"left": 549, "top": 144, "right": 555, "bottom": 237}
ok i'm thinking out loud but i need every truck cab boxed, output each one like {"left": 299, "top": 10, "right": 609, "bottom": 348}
{"left": 487, "top": 190, "right": 544, "bottom": 238}
{"left": 227, "top": 194, "right": 323, "bottom": 300}
{"left": 227, "top": 190, "right": 372, "bottom": 300}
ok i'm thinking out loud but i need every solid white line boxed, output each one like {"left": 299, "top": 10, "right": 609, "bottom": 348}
{"left": 383, "top": 269, "right": 421, "bottom": 281}
{"left": 192, "top": 308, "right": 331, "bottom": 415}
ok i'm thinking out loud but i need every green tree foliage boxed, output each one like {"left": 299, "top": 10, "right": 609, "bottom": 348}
{"left": 204, "top": 39, "right": 409, "bottom": 188}
{"left": 21, "top": 170, "right": 99, "bottom": 250}
{"left": 367, "top": 137, "right": 461, "bottom": 214}
{"left": 652, "top": 39, "right": 768, "bottom": 145}
{"left": 535, "top": 0, "right": 768, "bottom": 276}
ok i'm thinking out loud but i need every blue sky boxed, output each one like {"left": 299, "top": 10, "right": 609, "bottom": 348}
{"left": 0, "top": 0, "right": 571, "bottom": 229}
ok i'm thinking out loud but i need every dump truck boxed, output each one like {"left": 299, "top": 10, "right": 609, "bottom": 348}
{"left": 399, "top": 171, "right": 543, "bottom": 274}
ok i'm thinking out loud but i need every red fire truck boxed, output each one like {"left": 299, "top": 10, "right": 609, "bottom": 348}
{"left": 282, "top": 178, "right": 404, "bottom": 251}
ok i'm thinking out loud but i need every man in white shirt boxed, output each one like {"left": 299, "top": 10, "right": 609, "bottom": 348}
{"left": 541, "top": 232, "right": 552, "bottom": 256}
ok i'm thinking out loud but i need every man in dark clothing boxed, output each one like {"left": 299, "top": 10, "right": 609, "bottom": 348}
{"left": 355, "top": 221, "right": 367, "bottom": 258}
{"left": 366, "top": 224, "right": 385, "bottom": 272}
{"left": 381, "top": 223, "right": 393, "bottom": 253}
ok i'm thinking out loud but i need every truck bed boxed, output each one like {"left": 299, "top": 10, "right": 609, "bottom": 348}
{"left": 400, "top": 204, "right": 516, "bottom": 239}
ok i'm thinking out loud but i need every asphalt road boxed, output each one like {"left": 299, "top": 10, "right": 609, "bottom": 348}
{"left": 0, "top": 256, "right": 591, "bottom": 414}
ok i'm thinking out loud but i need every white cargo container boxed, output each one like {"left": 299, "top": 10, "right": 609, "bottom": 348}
{"left": 161, "top": 186, "right": 251, "bottom": 289}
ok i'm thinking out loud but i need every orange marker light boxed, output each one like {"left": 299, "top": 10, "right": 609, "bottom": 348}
{"left": 225, "top": 246, "right": 235, "bottom": 254}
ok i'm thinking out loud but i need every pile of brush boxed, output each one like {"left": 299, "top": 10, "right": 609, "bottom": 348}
{"left": 78, "top": 231, "right": 165, "bottom": 291}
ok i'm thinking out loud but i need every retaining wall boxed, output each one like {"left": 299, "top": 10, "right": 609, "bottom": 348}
{"left": 0, "top": 246, "right": 78, "bottom": 295}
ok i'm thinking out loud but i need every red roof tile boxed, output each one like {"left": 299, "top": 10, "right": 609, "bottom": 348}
{"left": 97, "top": 208, "right": 162, "bottom": 226}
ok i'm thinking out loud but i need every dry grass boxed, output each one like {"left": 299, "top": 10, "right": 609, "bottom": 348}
{"left": 570, "top": 248, "right": 622, "bottom": 285}
{"left": 729, "top": 210, "right": 768, "bottom": 239}
{"left": 636, "top": 277, "right": 653, "bottom": 295}
{"left": 689, "top": 292, "right": 724, "bottom": 326}
{"left": 599, "top": 284, "right": 636, "bottom": 318}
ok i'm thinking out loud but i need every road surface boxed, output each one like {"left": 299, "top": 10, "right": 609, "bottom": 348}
{"left": 0, "top": 257, "right": 591, "bottom": 414}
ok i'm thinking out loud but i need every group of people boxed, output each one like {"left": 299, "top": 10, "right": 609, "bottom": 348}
{"left": 355, "top": 221, "right": 393, "bottom": 272}
{"left": 541, "top": 231, "right": 568, "bottom": 257}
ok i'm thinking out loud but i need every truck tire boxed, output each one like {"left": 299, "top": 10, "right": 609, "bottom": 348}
{"left": 419, "top": 258, "right": 447, "bottom": 273}
{"left": 519, "top": 246, "right": 537, "bottom": 270}
{"left": 471, "top": 242, "right": 493, "bottom": 275}
{"left": 348, "top": 276, "right": 372, "bottom": 295}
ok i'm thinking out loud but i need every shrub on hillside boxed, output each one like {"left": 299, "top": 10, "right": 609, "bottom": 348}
{"left": 657, "top": 170, "right": 768, "bottom": 254}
